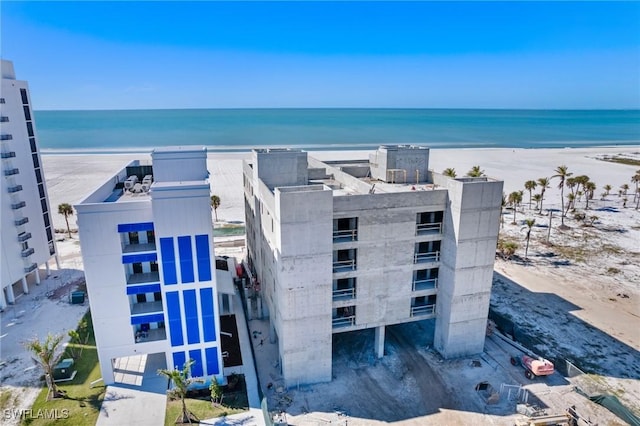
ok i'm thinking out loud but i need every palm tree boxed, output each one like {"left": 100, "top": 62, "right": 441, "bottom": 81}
{"left": 466, "top": 165, "right": 485, "bottom": 177}
{"left": 536, "top": 178, "right": 550, "bottom": 214}
{"left": 566, "top": 177, "right": 577, "bottom": 197}
{"left": 620, "top": 184, "right": 629, "bottom": 196}
{"left": 500, "top": 193, "right": 506, "bottom": 228}
{"left": 603, "top": 184, "right": 612, "bottom": 196}
{"left": 632, "top": 170, "right": 640, "bottom": 203}
{"left": 524, "top": 180, "right": 537, "bottom": 209}
{"left": 521, "top": 218, "right": 536, "bottom": 261}
{"left": 442, "top": 168, "right": 457, "bottom": 178}
{"left": 58, "top": 203, "right": 74, "bottom": 238}
{"left": 552, "top": 165, "right": 572, "bottom": 227}
{"left": 532, "top": 193, "right": 542, "bottom": 212}
{"left": 158, "top": 359, "right": 200, "bottom": 424}
{"left": 565, "top": 193, "right": 576, "bottom": 214}
{"left": 210, "top": 195, "right": 221, "bottom": 222}
{"left": 24, "top": 334, "right": 65, "bottom": 399}
{"left": 584, "top": 181, "right": 596, "bottom": 209}
{"left": 508, "top": 191, "right": 522, "bottom": 224}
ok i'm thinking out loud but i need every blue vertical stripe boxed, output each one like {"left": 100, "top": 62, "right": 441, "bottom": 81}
{"left": 200, "top": 288, "right": 216, "bottom": 342}
{"left": 178, "top": 236, "right": 195, "bottom": 283}
{"left": 205, "top": 347, "right": 219, "bottom": 375}
{"left": 183, "top": 289, "right": 200, "bottom": 344}
{"left": 195, "top": 234, "right": 212, "bottom": 281}
{"left": 172, "top": 351, "right": 186, "bottom": 370}
{"left": 160, "top": 238, "right": 177, "bottom": 285}
{"left": 189, "top": 349, "right": 203, "bottom": 377}
{"left": 166, "top": 291, "right": 184, "bottom": 347}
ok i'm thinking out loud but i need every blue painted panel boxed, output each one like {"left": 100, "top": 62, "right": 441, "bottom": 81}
{"left": 172, "top": 352, "right": 186, "bottom": 370}
{"left": 165, "top": 291, "right": 184, "bottom": 346}
{"left": 205, "top": 347, "right": 219, "bottom": 375}
{"left": 160, "top": 237, "right": 177, "bottom": 285}
{"left": 122, "top": 252, "right": 157, "bottom": 264}
{"left": 195, "top": 235, "right": 212, "bottom": 281}
{"left": 200, "top": 288, "right": 216, "bottom": 342}
{"left": 126, "top": 283, "right": 161, "bottom": 295}
{"left": 117, "top": 222, "right": 154, "bottom": 233}
{"left": 178, "top": 236, "right": 194, "bottom": 283}
{"left": 130, "top": 313, "right": 164, "bottom": 325}
{"left": 189, "top": 349, "right": 203, "bottom": 377}
{"left": 183, "top": 289, "right": 200, "bottom": 344}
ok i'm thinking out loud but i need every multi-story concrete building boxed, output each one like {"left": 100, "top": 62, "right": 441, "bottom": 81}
{"left": 76, "top": 147, "right": 228, "bottom": 384}
{"left": 1, "top": 60, "right": 58, "bottom": 310}
{"left": 243, "top": 145, "right": 503, "bottom": 386}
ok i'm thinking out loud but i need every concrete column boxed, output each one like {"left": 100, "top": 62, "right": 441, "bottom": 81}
{"left": 21, "top": 277, "right": 29, "bottom": 294}
{"left": 6, "top": 284, "right": 15, "bottom": 304}
{"left": 269, "top": 318, "right": 276, "bottom": 344}
{"left": 54, "top": 255, "right": 61, "bottom": 270}
{"left": 257, "top": 296, "right": 263, "bottom": 319}
{"left": 45, "top": 261, "right": 51, "bottom": 277}
{"left": 228, "top": 294, "right": 234, "bottom": 314}
{"left": 0, "top": 287, "right": 7, "bottom": 310}
{"left": 34, "top": 268, "right": 41, "bottom": 285}
{"left": 374, "top": 326, "right": 385, "bottom": 358}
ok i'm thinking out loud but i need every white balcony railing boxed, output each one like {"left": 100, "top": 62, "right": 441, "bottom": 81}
{"left": 130, "top": 300, "right": 164, "bottom": 315}
{"left": 122, "top": 242, "right": 157, "bottom": 253}
{"left": 412, "top": 278, "right": 438, "bottom": 292}
{"left": 333, "top": 259, "right": 356, "bottom": 272}
{"left": 410, "top": 304, "right": 436, "bottom": 317}
{"left": 332, "top": 315, "right": 356, "bottom": 328}
{"left": 127, "top": 271, "right": 160, "bottom": 285}
{"left": 332, "top": 287, "right": 356, "bottom": 301}
{"left": 134, "top": 327, "right": 166, "bottom": 343}
{"left": 333, "top": 229, "right": 357, "bottom": 242}
{"left": 416, "top": 222, "right": 442, "bottom": 235}
{"left": 414, "top": 251, "right": 440, "bottom": 263}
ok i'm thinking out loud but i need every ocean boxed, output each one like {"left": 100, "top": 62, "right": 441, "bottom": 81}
{"left": 33, "top": 108, "right": 640, "bottom": 153}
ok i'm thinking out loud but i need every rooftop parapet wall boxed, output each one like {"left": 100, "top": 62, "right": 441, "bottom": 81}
{"left": 253, "top": 149, "right": 308, "bottom": 190}
{"left": 151, "top": 146, "right": 208, "bottom": 183}
{"left": 369, "top": 145, "right": 430, "bottom": 184}
{"left": 308, "top": 156, "right": 373, "bottom": 194}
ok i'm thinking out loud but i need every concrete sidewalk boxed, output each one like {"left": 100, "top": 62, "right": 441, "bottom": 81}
{"left": 97, "top": 385, "right": 167, "bottom": 426}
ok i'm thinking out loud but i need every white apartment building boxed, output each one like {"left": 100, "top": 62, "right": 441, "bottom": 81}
{"left": 1, "top": 60, "right": 58, "bottom": 310}
{"left": 243, "top": 145, "right": 503, "bottom": 386}
{"left": 76, "top": 147, "right": 227, "bottom": 384}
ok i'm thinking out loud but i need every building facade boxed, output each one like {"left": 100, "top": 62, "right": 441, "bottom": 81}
{"left": 1, "top": 60, "right": 58, "bottom": 310}
{"left": 243, "top": 145, "right": 503, "bottom": 386}
{"left": 76, "top": 147, "right": 225, "bottom": 384}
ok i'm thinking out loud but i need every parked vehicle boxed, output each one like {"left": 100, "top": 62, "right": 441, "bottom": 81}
{"left": 510, "top": 354, "right": 554, "bottom": 379}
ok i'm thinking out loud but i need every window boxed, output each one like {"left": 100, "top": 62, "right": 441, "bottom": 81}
{"left": 23, "top": 105, "right": 31, "bottom": 121}
{"left": 154, "top": 292, "right": 162, "bottom": 301}
{"left": 150, "top": 261, "right": 159, "bottom": 272}
{"left": 128, "top": 232, "right": 139, "bottom": 244}
{"left": 146, "top": 230, "right": 155, "bottom": 243}
{"left": 38, "top": 183, "right": 45, "bottom": 199}
{"left": 40, "top": 198, "right": 48, "bottom": 213}
{"left": 26, "top": 122, "right": 34, "bottom": 137}
{"left": 132, "top": 263, "right": 143, "bottom": 274}
{"left": 136, "top": 294, "right": 147, "bottom": 303}
{"left": 20, "top": 88, "right": 29, "bottom": 105}
{"left": 29, "top": 138, "right": 37, "bottom": 153}
{"left": 46, "top": 227, "right": 53, "bottom": 242}
{"left": 333, "top": 217, "right": 358, "bottom": 242}
{"left": 21, "top": 241, "right": 29, "bottom": 251}
{"left": 35, "top": 168, "right": 43, "bottom": 184}
{"left": 43, "top": 213, "right": 50, "bottom": 227}
{"left": 32, "top": 153, "right": 39, "bottom": 169}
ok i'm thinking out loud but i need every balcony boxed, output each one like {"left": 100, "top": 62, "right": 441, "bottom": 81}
{"left": 122, "top": 242, "right": 157, "bottom": 253}
{"left": 8, "top": 185, "right": 23, "bottom": 193}
{"left": 130, "top": 300, "right": 163, "bottom": 315}
{"left": 416, "top": 222, "right": 442, "bottom": 235}
{"left": 332, "top": 287, "right": 356, "bottom": 301}
{"left": 412, "top": 278, "right": 438, "bottom": 292}
{"left": 410, "top": 304, "right": 436, "bottom": 317}
{"left": 24, "top": 263, "right": 38, "bottom": 273}
{"left": 1, "top": 151, "right": 16, "bottom": 159}
{"left": 21, "top": 247, "right": 35, "bottom": 258}
{"left": 11, "top": 201, "right": 26, "bottom": 210}
{"left": 333, "top": 259, "right": 356, "bottom": 273}
{"left": 414, "top": 251, "right": 440, "bottom": 263}
{"left": 4, "top": 168, "right": 19, "bottom": 176}
{"left": 0, "top": 134, "right": 12, "bottom": 141}
{"left": 127, "top": 271, "right": 160, "bottom": 285}
{"left": 15, "top": 217, "right": 29, "bottom": 226}
{"left": 134, "top": 327, "right": 166, "bottom": 344}
{"left": 332, "top": 315, "right": 356, "bottom": 329}
{"left": 18, "top": 232, "right": 32, "bottom": 242}
{"left": 0, "top": 116, "right": 8, "bottom": 122}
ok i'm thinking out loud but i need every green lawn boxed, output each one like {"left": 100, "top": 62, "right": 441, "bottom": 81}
{"left": 23, "top": 312, "right": 106, "bottom": 426}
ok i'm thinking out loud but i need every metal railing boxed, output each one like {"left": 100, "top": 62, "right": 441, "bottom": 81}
{"left": 4, "top": 168, "right": 19, "bottom": 176}
{"left": 411, "top": 304, "right": 436, "bottom": 317}
{"left": 130, "top": 300, "right": 164, "bottom": 315}
{"left": 416, "top": 222, "right": 442, "bottom": 235}
{"left": 1, "top": 151, "right": 16, "bottom": 158}
{"left": 412, "top": 278, "right": 438, "bottom": 291}
{"left": 24, "top": 263, "right": 38, "bottom": 273}
{"left": 134, "top": 327, "right": 166, "bottom": 343}
{"left": 332, "top": 315, "right": 356, "bottom": 328}
{"left": 0, "top": 116, "right": 9, "bottom": 122}
{"left": 126, "top": 271, "right": 160, "bottom": 285}
{"left": 14, "top": 217, "right": 29, "bottom": 226}
{"left": 0, "top": 134, "right": 13, "bottom": 141}
{"left": 333, "top": 229, "right": 358, "bottom": 242}
{"left": 8, "top": 185, "right": 23, "bottom": 193}
{"left": 18, "top": 232, "right": 32, "bottom": 242}
{"left": 333, "top": 259, "right": 356, "bottom": 272}
{"left": 332, "top": 287, "right": 356, "bottom": 301}
{"left": 122, "top": 242, "right": 157, "bottom": 253}
{"left": 414, "top": 251, "right": 440, "bottom": 263}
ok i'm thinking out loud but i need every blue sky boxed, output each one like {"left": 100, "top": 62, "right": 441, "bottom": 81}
{"left": 2, "top": 1, "right": 639, "bottom": 110}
